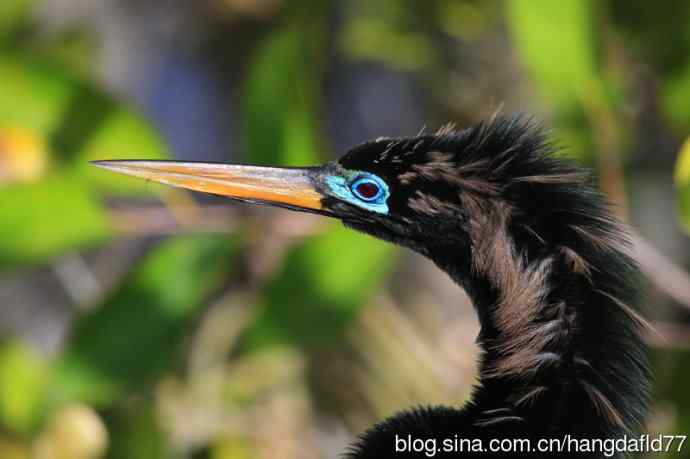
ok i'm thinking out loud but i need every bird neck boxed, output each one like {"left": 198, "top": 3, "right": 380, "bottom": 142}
{"left": 425, "top": 201, "right": 651, "bottom": 441}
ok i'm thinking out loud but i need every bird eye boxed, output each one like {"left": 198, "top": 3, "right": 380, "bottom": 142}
{"left": 352, "top": 178, "right": 382, "bottom": 201}
{"left": 324, "top": 171, "right": 389, "bottom": 213}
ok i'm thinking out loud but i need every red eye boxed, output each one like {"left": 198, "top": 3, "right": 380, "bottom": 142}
{"left": 354, "top": 180, "right": 380, "bottom": 200}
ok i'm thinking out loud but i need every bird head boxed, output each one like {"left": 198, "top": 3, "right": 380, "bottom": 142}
{"left": 94, "top": 117, "right": 572, "bottom": 256}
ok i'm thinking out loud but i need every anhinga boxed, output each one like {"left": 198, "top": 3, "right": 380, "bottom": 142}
{"left": 94, "top": 116, "right": 651, "bottom": 458}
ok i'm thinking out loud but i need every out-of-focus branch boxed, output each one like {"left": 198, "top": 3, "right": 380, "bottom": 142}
{"left": 648, "top": 321, "right": 690, "bottom": 350}
{"left": 632, "top": 234, "right": 690, "bottom": 311}
{"left": 579, "top": 83, "right": 628, "bottom": 218}
{"left": 108, "top": 205, "right": 242, "bottom": 235}
{"left": 107, "top": 204, "right": 324, "bottom": 238}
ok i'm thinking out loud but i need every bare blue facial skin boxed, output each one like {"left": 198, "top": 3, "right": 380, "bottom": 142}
{"left": 324, "top": 171, "right": 390, "bottom": 214}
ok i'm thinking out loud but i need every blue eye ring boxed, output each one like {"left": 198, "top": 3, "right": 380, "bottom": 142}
{"left": 351, "top": 176, "right": 384, "bottom": 202}
{"left": 323, "top": 171, "right": 390, "bottom": 214}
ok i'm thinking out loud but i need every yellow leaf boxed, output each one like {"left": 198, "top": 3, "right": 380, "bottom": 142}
{"left": 0, "top": 126, "right": 49, "bottom": 185}
{"left": 33, "top": 404, "right": 108, "bottom": 459}
{"left": 674, "top": 136, "right": 690, "bottom": 186}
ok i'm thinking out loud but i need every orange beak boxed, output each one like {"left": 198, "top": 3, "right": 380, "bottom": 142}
{"left": 92, "top": 160, "right": 325, "bottom": 212}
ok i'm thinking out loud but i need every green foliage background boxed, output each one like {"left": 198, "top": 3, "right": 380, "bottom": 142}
{"left": 1, "top": 1, "right": 690, "bottom": 458}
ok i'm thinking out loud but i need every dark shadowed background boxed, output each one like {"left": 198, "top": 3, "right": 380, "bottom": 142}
{"left": 1, "top": 0, "right": 690, "bottom": 458}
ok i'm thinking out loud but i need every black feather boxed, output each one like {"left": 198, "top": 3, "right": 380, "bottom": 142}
{"left": 333, "top": 116, "right": 651, "bottom": 458}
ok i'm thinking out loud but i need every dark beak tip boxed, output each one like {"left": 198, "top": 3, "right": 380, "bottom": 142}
{"left": 90, "top": 160, "right": 116, "bottom": 169}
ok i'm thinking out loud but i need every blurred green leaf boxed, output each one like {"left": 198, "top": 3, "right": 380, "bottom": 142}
{"left": 243, "top": 224, "right": 397, "bottom": 349}
{"left": 609, "top": 0, "right": 690, "bottom": 74}
{"left": 244, "top": 23, "right": 324, "bottom": 166}
{"left": 507, "top": 0, "right": 599, "bottom": 106}
{"left": 436, "top": 1, "right": 498, "bottom": 40}
{"left": 213, "top": 437, "right": 253, "bottom": 459}
{"left": 0, "top": 0, "right": 30, "bottom": 44}
{"left": 674, "top": 137, "right": 690, "bottom": 234}
{"left": 609, "top": 1, "right": 690, "bottom": 134}
{"left": 77, "top": 106, "right": 170, "bottom": 195}
{"left": 0, "top": 55, "right": 169, "bottom": 267}
{"left": 0, "top": 56, "right": 78, "bottom": 135}
{"left": 0, "top": 54, "right": 167, "bottom": 172}
{"left": 339, "top": 0, "right": 435, "bottom": 70}
{"left": 52, "top": 235, "right": 239, "bottom": 406}
{"left": 0, "top": 341, "right": 48, "bottom": 434}
{"left": 106, "top": 402, "right": 170, "bottom": 459}
{"left": 0, "top": 175, "right": 111, "bottom": 269}
{"left": 662, "top": 62, "right": 690, "bottom": 133}
{"left": 340, "top": 17, "right": 434, "bottom": 71}
{"left": 507, "top": 0, "right": 614, "bottom": 165}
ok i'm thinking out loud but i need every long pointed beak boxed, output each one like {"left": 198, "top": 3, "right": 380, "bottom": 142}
{"left": 92, "top": 160, "right": 326, "bottom": 212}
